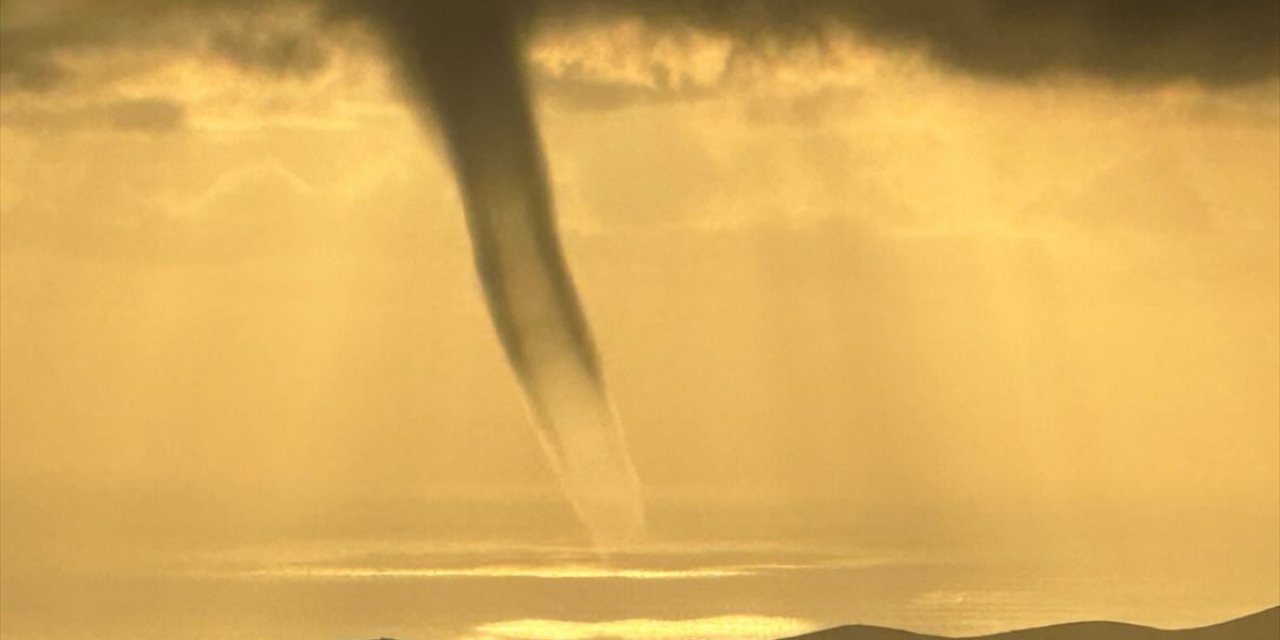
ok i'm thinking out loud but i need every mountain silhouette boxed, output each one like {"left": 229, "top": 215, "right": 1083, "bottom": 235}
{"left": 781, "top": 606, "right": 1278, "bottom": 640}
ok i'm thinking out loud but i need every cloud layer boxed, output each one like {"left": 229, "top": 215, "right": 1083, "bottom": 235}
{"left": 557, "top": 0, "right": 1280, "bottom": 84}
{"left": 3, "top": 0, "right": 1278, "bottom": 97}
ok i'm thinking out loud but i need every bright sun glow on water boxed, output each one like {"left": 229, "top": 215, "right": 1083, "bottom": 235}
{"left": 463, "top": 615, "right": 817, "bottom": 640}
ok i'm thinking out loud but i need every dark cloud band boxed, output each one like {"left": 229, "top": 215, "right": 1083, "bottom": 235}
{"left": 553, "top": 0, "right": 1280, "bottom": 85}
{"left": 3, "top": 0, "right": 1277, "bottom": 94}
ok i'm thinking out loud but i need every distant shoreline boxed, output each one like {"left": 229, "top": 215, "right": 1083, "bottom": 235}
{"left": 782, "top": 606, "right": 1279, "bottom": 640}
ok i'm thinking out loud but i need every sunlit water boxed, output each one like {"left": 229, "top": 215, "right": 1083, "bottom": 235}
{"left": 3, "top": 499, "right": 1275, "bottom": 640}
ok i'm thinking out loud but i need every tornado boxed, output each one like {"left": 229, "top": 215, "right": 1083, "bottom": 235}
{"left": 367, "top": 2, "right": 643, "bottom": 546}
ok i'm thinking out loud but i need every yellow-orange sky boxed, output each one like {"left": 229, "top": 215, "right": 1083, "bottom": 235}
{"left": 1, "top": 4, "right": 1277, "bottom": 616}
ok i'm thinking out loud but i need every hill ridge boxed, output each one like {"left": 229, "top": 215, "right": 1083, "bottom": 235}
{"left": 781, "top": 606, "right": 1279, "bottom": 640}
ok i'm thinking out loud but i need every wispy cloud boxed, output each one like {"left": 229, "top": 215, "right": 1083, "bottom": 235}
{"left": 228, "top": 564, "right": 754, "bottom": 580}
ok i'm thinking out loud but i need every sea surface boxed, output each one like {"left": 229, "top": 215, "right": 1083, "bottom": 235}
{"left": 3, "top": 495, "right": 1275, "bottom": 640}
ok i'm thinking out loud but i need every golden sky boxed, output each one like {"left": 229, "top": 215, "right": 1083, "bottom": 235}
{"left": 1, "top": 4, "right": 1277, "bottom": 631}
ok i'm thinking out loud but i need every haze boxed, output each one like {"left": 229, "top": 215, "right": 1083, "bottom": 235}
{"left": 1, "top": 4, "right": 1277, "bottom": 639}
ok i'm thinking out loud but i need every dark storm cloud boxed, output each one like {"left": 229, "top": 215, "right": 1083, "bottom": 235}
{"left": 564, "top": 0, "right": 1280, "bottom": 85}
{"left": 0, "top": 0, "right": 337, "bottom": 93}
{"left": 332, "top": 0, "right": 1280, "bottom": 87}
{"left": 2, "top": 0, "right": 1277, "bottom": 95}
